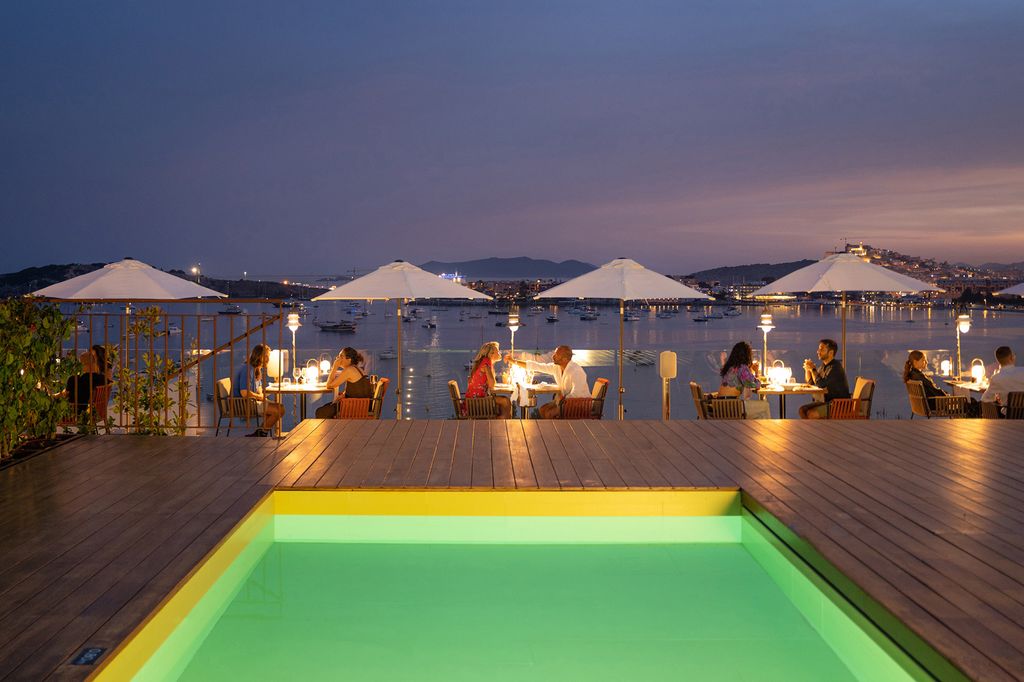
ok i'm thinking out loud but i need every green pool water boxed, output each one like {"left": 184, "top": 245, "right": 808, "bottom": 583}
{"left": 140, "top": 514, "right": 926, "bottom": 681}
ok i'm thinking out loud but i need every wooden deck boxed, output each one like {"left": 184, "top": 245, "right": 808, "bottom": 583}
{"left": 2, "top": 419, "right": 1023, "bottom": 680}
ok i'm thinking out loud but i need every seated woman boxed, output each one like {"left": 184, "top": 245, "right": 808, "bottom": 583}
{"left": 64, "top": 349, "right": 107, "bottom": 415}
{"left": 466, "top": 341, "right": 512, "bottom": 418}
{"left": 903, "top": 350, "right": 980, "bottom": 416}
{"left": 234, "top": 344, "right": 285, "bottom": 437}
{"left": 718, "top": 341, "right": 770, "bottom": 419}
{"left": 92, "top": 344, "right": 112, "bottom": 382}
{"left": 314, "top": 347, "right": 374, "bottom": 419}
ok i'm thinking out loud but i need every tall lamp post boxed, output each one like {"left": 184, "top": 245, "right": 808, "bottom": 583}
{"left": 287, "top": 312, "right": 301, "bottom": 377}
{"left": 507, "top": 305, "right": 520, "bottom": 357}
{"left": 955, "top": 313, "right": 971, "bottom": 379}
{"left": 758, "top": 308, "right": 775, "bottom": 378}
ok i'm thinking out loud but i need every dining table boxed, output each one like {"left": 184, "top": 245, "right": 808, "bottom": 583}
{"left": 756, "top": 383, "right": 826, "bottom": 419}
{"left": 942, "top": 377, "right": 989, "bottom": 398}
{"left": 493, "top": 382, "right": 561, "bottom": 418}
{"left": 265, "top": 381, "right": 333, "bottom": 421}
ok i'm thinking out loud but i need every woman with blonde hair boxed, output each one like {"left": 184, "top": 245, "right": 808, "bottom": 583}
{"left": 466, "top": 341, "right": 512, "bottom": 418}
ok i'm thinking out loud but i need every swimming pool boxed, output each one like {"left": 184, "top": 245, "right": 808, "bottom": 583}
{"left": 94, "top": 490, "right": 934, "bottom": 680}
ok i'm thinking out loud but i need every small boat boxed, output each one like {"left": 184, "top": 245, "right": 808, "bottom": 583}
{"left": 724, "top": 307, "right": 742, "bottom": 317}
{"left": 402, "top": 316, "right": 413, "bottom": 323}
{"left": 75, "top": 320, "right": 89, "bottom": 333}
{"left": 527, "top": 305, "right": 544, "bottom": 315}
{"left": 218, "top": 304, "right": 243, "bottom": 315}
{"left": 692, "top": 317, "right": 709, "bottom": 322}
{"left": 488, "top": 308, "right": 510, "bottom": 315}
{"left": 546, "top": 315, "right": 559, "bottom": 323}
{"left": 379, "top": 348, "right": 398, "bottom": 360}
{"left": 422, "top": 320, "right": 437, "bottom": 329}
{"left": 580, "top": 313, "right": 598, "bottom": 321}
{"left": 624, "top": 311, "right": 641, "bottom": 322}
{"left": 316, "top": 320, "right": 357, "bottom": 333}
{"left": 162, "top": 322, "right": 182, "bottom": 336}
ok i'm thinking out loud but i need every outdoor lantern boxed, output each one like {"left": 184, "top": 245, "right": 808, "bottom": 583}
{"left": 767, "top": 360, "right": 792, "bottom": 386}
{"left": 940, "top": 359, "right": 952, "bottom": 376}
{"left": 757, "top": 308, "right": 775, "bottom": 376}
{"left": 287, "top": 313, "right": 301, "bottom": 379}
{"left": 970, "top": 358, "right": 986, "bottom": 383}
{"left": 319, "top": 353, "right": 331, "bottom": 377}
{"left": 304, "top": 361, "right": 319, "bottom": 384}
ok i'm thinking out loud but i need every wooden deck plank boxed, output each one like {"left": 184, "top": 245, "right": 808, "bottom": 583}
{"left": 1, "top": 420, "right": 1023, "bottom": 681}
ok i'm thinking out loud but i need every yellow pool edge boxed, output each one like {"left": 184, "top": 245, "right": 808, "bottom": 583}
{"left": 91, "top": 488, "right": 739, "bottom": 680}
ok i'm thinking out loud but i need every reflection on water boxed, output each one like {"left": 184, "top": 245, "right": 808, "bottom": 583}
{"left": 63, "top": 301, "right": 1024, "bottom": 425}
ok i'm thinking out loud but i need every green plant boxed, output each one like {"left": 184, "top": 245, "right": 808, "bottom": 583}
{"left": 0, "top": 299, "right": 78, "bottom": 458}
{"left": 113, "top": 306, "right": 192, "bottom": 435}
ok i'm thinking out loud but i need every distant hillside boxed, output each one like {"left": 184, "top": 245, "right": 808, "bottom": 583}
{"left": 685, "top": 260, "right": 816, "bottom": 285}
{"left": 420, "top": 257, "right": 595, "bottom": 280}
{"left": 0, "top": 262, "right": 327, "bottom": 300}
{"left": 978, "top": 261, "right": 1024, "bottom": 273}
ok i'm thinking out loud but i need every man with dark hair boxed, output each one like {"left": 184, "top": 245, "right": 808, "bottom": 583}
{"left": 798, "top": 338, "right": 850, "bottom": 419}
{"left": 981, "top": 346, "right": 1024, "bottom": 405}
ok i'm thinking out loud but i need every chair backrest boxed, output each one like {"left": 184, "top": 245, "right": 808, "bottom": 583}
{"left": 689, "top": 382, "right": 709, "bottom": 419}
{"left": 465, "top": 396, "right": 499, "bottom": 419}
{"left": 370, "top": 378, "right": 389, "bottom": 419}
{"left": 590, "top": 378, "right": 610, "bottom": 418}
{"left": 1007, "top": 392, "right": 1024, "bottom": 420}
{"left": 827, "top": 398, "right": 865, "bottom": 420}
{"left": 905, "top": 380, "right": 930, "bottom": 418}
{"left": 448, "top": 380, "right": 465, "bottom": 419}
{"left": 336, "top": 397, "right": 374, "bottom": 419}
{"left": 981, "top": 401, "right": 1003, "bottom": 419}
{"left": 852, "top": 377, "right": 875, "bottom": 417}
{"left": 91, "top": 383, "right": 113, "bottom": 420}
{"left": 706, "top": 397, "right": 746, "bottom": 420}
{"left": 215, "top": 378, "right": 232, "bottom": 416}
{"left": 560, "top": 397, "right": 596, "bottom": 419}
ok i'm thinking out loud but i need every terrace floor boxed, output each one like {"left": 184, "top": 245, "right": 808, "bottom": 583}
{"left": 1, "top": 419, "right": 1023, "bottom": 680}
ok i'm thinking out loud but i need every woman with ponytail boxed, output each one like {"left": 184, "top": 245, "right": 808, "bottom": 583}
{"left": 315, "top": 347, "right": 374, "bottom": 418}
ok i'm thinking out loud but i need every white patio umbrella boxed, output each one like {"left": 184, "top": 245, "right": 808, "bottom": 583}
{"left": 31, "top": 258, "right": 227, "bottom": 299}
{"left": 312, "top": 260, "right": 492, "bottom": 419}
{"left": 995, "top": 282, "right": 1024, "bottom": 296}
{"left": 751, "top": 252, "right": 941, "bottom": 367}
{"left": 535, "top": 258, "right": 710, "bottom": 419}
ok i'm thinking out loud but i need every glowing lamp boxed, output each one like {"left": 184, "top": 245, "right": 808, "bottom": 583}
{"left": 304, "top": 365, "right": 319, "bottom": 384}
{"left": 767, "top": 360, "right": 792, "bottom": 386}
{"left": 287, "top": 313, "right": 301, "bottom": 333}
{"left": 758, "top": 309, "right": 775, "bottom": 333}
{"left": 970, "top": 358, "right": 986, "bottom": 383}
{"left": 320, "top": 359, "right": 331, "bottom": 374}
{"left": 956, "top": 314, "right": 971, "bottom": 334}
{"left": 940, "top": 359, "right": 952, "bottom": 376}
{"left": 267, "top": 349, "right": 289, "bottom": 381}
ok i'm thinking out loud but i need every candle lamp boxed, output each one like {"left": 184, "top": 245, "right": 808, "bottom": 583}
{"left": 970, "top": 358, "right": 986, "bottom": 384}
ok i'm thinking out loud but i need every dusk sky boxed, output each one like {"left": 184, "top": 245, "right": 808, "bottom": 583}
{"left": 3, "top": 1, "right": 1023, "bottom": 279}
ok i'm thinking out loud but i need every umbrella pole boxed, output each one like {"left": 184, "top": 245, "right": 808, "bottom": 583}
{"left": 618, "top": 299, "right": 624, "bottom": 420}
{"left": 395, "top": 299, "right": 404, "bottom": 420}
{"left": 841, "top": 291, "right": 847, "bottom": 368}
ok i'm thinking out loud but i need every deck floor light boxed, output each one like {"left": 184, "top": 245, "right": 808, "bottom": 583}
{"left": 956, "top": 313, "right": 971, "bottom": 378}
{"left": 758, "top": 308, "right": 775, "bottom": 378}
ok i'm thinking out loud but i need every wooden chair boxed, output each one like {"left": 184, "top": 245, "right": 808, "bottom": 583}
{"left": 590, "top": 378, "right": 610, "bottom": 419}
{"left": 981, "top": 401, "right": 1003, "bottom": 419}
{"left": 90, "top": 383, "right": 113, "bottom": 433}
{"left": 689, "top": 382, "right": 710, "bottom": 419}
{"left": 560, "top": 397, "right": 596, "bottom": 419}
{"left": 215, "top": 377, "right": 258, "bottom": 435}
{"left": 370, "top": 377, "right": 389, "bottom": 419}
{"left": 1006, "top": 392, "right": 1024, "bottom": 420}
{"left": 448, "top": 379, "right": 500, "bottom": 419}
{"left": 705, "top": 397, "right": 746, "bottom": 420}
{"left": 905, "top": 380, "right": 966, "bottom": 419}
{"left": 828, "top": 377, "right": 875, "bottom": 420}
{"left": 334, "top": 397, "right": 374, "bottom": 419}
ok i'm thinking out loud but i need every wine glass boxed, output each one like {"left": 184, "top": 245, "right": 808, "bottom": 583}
{"left": 292, "top": 365, "right": 302, "bottom": 384}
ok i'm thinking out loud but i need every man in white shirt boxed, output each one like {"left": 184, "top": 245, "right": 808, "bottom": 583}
{"left": 505, "top": 345, "right": 589, "bottom": 419}
{"left": 981, "top": 346, "right": 1024, "bottom": 405}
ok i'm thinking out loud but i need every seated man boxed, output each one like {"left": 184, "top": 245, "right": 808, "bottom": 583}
{"left": 981, "top": 346, "right": 1024, "bottom": 409}
{"left": 505, "top": 345, "right": 589, "bottom": 419}
{"left": 798, "top": 338, "right": 850, "bottom": 419}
